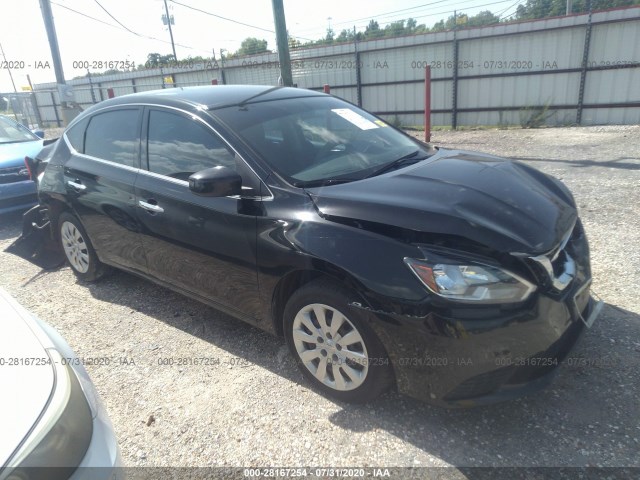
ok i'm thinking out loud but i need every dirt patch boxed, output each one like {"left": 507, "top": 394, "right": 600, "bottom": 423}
{"left": 1, "top": 126, "right": 638, "bottom": 469}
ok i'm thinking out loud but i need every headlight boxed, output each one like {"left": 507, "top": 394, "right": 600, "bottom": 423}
{"left": 404, "top": 258, "right": 536, "bottom": 303}
{"left": 5, "top": 349, "right": 93, "bottom": 479}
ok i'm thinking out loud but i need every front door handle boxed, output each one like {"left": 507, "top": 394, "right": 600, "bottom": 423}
{"left": 138, "top": 200, "right": 164, "bottom": 214}
{"left": 66, "top": 180, "right": 86, "bottom": 191}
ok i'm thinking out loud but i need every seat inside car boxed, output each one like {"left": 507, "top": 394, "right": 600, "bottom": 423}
{"left": 244, "top": 121, "right": 315, "bottom": 177}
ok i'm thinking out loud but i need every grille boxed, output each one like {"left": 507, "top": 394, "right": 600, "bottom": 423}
{"left": 529, "top": 223, "right": 578, "bottom": 292}
{"left": 0, "top": 166, "right": 30, "bottom": 185}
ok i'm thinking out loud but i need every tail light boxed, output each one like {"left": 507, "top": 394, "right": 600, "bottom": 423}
{"left": 24, "top": 156, "right": 33, "bottom": 180}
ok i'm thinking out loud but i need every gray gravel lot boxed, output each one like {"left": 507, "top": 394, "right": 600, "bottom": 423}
{"left": 1, "top": 126, "right": 639, "bottom": 474}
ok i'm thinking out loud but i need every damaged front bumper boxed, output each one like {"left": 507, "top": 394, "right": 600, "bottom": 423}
{"left": 362, "top": 277, "right": 602, "bottom": 407}
{"left": 357, "top": 220, "right": 603, "bottom": 407}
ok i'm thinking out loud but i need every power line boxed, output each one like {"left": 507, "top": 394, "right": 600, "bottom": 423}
{"left": 92, "top": 0, "right": 138, "bottom": 36}
{"left": 168, "top": 0, "right": 274, "bottom": 33}
{"left": 51, "top": 2, "right": 124, "bottom": 30}
{"left": 292, "top": 0, "right": 516, "bottom": 38}
{"left": 50, "top": 1, "right": 209, "bottom": 53}
{"left": 329, "top": 0, "right": 454, "bottom": 29}
{"left": 292, "top": 0, "right": 473, "bottom": 35}
{"left": 496, "top": 0, "right": 525, "bottom": 18}
{"left": 293, "top": 0, "right": 511, "bottom": 37}
{"left": 168, "top": 0, "right": 314, "bottom": 42}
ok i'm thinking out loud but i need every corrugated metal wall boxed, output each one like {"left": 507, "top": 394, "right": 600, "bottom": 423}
{"left": 31, "top": 6, "right": 640, "bottom": 128}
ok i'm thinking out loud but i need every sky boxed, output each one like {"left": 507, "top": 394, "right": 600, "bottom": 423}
{"left": 0, "top": 0, "right": 523, "bottom": 92}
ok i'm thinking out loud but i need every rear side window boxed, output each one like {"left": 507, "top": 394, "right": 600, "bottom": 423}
{"left": 147, "top": 109, "right": 236, "bottom": 180}
{"left": 84, "top": 109, "right": 140, "bottom": 167}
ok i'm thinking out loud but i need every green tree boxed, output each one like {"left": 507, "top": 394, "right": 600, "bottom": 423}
{"left": 236, "top": 38, "right": 269, "bottom": 56}
{"left": 430, "top": 10, "right": 497, "bottom": 32}
{"left": 325, "top": 28, "right": 335, "bottom": 44}
{"left": 516, "top": 0, "right": 639, "bottom": 19}
{"left": 335, "top": 29, "right": 351, "bottom": 43}
{"left": 384, "top": 20, "right": 407, "bottom": 37}
{"left": 288, "top": 31, "right": 301, "bottom": 50}
{"left": 467, "top": 10, "right": 500, "bottom": 26}
{"left": 431, "top": 19, "right": 445, "bottom": 32}
{"left": 364, "top": 20, "right": 384, "bottom": 39}
{"left": 146, "top": 52, "right": 175, "bottom": 67}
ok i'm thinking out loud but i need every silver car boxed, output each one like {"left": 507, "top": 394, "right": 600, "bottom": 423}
{"left": 0, "top": 288, "right": 122, "bottom": 479}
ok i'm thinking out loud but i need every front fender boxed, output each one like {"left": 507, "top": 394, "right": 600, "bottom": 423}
{"left": 286, "top": 220, "right": 426, "bottom": 301}
{"left": 256, "top": 215, "right": 430, "bottom": 326}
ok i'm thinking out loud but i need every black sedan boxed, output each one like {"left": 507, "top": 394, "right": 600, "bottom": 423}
{"left": 30, "top": 85, "right": 601, "bottom": 406}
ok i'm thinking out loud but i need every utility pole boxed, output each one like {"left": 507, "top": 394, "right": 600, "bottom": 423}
{"left": 451, "top": 10, "right": 459, "bottom": 130}
{"left": 38, "top": 0, "right": 66, "bottom": 87}
{"left": 566, "top": 0, "right": 573, "bottom": 15}
{"left": 219, "top": 49, "right": 227, "bottom": 85}
{"left": 271, "top": 0, "right": 293, "bottom": 86}
{"left": 163, "top": 0, "right": 178, "bottom": 62}
{"left": 39, "top": 0, "right": 80, "bottom": 124}
{"left": 0, "top": 42, "right": 18, "bottom": 93}
{"left": 86, "top": 69, "right": 97, "bottom": 103}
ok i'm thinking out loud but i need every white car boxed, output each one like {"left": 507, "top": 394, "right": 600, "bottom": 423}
{"left": 0, "top": 288, "right": 121, "bottom": 479}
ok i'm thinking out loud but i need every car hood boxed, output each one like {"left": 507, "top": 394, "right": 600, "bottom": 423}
{"left": 306, "top": 148, "right": 577, "bottom": 255}
{"left": 0, "top": 289, "right": 54, "bottom": 468}
{"left": 0, "top": 140, "right": 44, "bottom": 168}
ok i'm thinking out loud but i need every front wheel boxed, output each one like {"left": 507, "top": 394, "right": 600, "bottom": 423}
{"left": 284, "top": 279, "right": 393, "bottom": 403}
{"left": 58, "top": 212, "right": 109, "bottom": 282}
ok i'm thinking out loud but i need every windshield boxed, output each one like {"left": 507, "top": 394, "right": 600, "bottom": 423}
{"left": 0, "top": 116, "right": 39, "bottom": 144}
{"left": 214, "top": 96, "right": 431, "bottom": 186}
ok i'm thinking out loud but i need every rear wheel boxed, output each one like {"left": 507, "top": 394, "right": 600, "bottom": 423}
{"left": 284, "top": 279, "right": 393, "bottom": 402}
{"left": 58, "top": 212, "right": 109, "bottom": 282}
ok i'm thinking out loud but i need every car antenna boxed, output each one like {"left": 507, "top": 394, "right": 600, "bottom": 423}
{"left": 237, "top": 86, "right": 283, "bottom": 107}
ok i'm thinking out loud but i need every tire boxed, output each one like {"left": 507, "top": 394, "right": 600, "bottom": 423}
{"left": 58, "top": 212, "right": 109, "bottom": 282}
{"left": 284, "top": 279, "right": 393, "bottom": 403}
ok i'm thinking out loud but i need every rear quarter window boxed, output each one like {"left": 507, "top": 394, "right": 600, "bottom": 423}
{"left": 65, "top": 117, "right": 89, "bottom": 153}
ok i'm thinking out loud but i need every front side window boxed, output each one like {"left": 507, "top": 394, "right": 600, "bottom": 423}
{"left": 147, "top": 109, "right": 236, "bottom": 181}
{"left": 84, "top": 109, "right": 140, "bottom": 167}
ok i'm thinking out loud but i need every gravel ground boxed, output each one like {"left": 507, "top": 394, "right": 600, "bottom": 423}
{"left": 1, "top": 126, "right": 639, "bottom": 475}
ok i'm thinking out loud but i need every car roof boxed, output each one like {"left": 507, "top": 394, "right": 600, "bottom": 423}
{"left": 88, "top": 85, "right": 326, "bottom": 112}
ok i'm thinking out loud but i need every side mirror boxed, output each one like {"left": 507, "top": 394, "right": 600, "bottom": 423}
{"left": 189, "top": 166, "right": 242, "bottom": 197}
{"left": 33, "top": 130, "right": 45, "bottom": 139}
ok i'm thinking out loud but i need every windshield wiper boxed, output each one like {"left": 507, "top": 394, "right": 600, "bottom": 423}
{"left": 364, "top": 150, "right": 429, "bottom": 179}
{"left": 295, "top": 178, "right": 356, "bottom": 188}
{"left": 295, "top": 149, "right": 431, "bottom": 187}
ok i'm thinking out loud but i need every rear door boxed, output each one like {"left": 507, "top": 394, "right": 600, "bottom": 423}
{"left": 134, "top": 107, "right": 262, "bottom": 321}
{"left": 62, "top": 107, "right": 148, "bottom": 273}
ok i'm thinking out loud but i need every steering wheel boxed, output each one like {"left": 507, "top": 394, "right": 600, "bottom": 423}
{"left": 315, "top": 142, "right": 349, "bottom": 160}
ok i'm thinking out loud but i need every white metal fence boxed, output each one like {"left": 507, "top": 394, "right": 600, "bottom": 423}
{"left": 32, "top": 6, "right": 640, "bottom": 128}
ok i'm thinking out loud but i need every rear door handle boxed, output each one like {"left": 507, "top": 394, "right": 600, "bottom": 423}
{"left": 138, "top": 200, "right": 164, "bottom": 214}
{"left": 66, "top": 180, "right": 86, "bottom": 191}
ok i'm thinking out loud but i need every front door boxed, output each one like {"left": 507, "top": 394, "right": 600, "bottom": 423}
{"left": 134, "top": 107, "right": 262, "bottom": 321}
